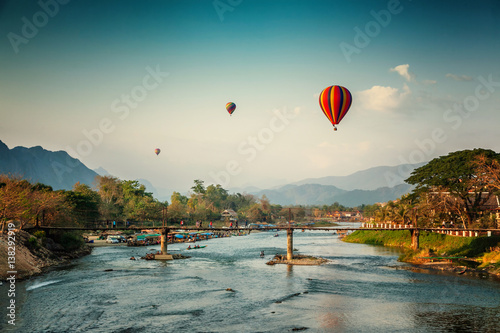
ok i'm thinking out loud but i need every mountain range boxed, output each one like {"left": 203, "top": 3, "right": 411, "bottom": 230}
{"left": 0, "top": 140, "right": 98, "bottom": 190}
{"left": 0, "top": 140, "right": 423, "bottom": 206}
{"left": 246, "top": 163, "right": 423, "bottom": 206}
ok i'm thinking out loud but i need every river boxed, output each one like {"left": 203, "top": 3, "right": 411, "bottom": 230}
{"left": 2, "top": 224, "right": 500, "bottom": 332}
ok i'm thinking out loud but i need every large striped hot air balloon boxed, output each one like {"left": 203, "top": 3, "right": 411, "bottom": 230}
{"left": 226, "top": 102, "right": 236, "bottom": 116}
{"left": 319, "top": 85, "right": 352, "bottom": 131}
{"left": 154, "top": 148, "right": 161, "bottom": 156}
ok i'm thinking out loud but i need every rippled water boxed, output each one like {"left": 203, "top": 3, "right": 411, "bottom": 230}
{"left": 2, "top": 225, "right": 500, "bottom": 332}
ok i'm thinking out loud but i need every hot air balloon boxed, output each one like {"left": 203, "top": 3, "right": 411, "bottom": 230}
{"left": 226, "top": 102, "right": 236, "bottom": 116}
{"left": 319, "top": 85, "right": 352, "bottom": 131}
{"left": 154, "top": 148, "right": 161, "bottom": 156}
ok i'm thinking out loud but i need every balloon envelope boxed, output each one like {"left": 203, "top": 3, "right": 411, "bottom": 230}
{"left": 154, "top": 148, "right": 161, "bottom": 155}
{"left": 319, "top": 86, "right": 352, "bottom": 128}
{"left": 226, "top": 102, "right": 236, "bottom": 115}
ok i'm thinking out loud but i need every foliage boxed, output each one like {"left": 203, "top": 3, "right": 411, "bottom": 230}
{"left": 33, "top": 230, "right": 46, "bottom": 239}
{"left": 57, "top": 232, "right": 85, "bottom": 251}
{"left": 27, "top": 236, "right": 40, "bottom": 250}
{"left": 345, "top": 230, "right": 500, "bottom": 263}
{"left": 406, "top": 148, "right": 500, "bottom": 228}
{"left": 0, "top": 175, "right": 72, "bottom": 231}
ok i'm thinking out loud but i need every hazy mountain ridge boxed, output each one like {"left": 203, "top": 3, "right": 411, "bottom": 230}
{"left": 290, "top": 163, "right": 425, "bottom": 190}
{"left": 253, "top": 183, "right": 413, "bottom": 206}
{"left": 1, "top": 140, "right": 419, "bottom": 205}
{"left": 0, "top": 140, "right": 98, "bottom": 190}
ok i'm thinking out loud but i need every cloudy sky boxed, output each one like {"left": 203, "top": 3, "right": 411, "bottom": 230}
{"left": 1, "top": 0, "right": 499, "bottom": 196}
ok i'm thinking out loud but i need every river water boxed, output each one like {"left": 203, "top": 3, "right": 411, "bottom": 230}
{"left": 2, "top": 224, "right": 500, "bottom": 332}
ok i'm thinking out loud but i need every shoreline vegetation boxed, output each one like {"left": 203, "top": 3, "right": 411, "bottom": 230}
{"left": 0, "top": 230, "right": 91, "bottom": 281}
{"left": 343, "top": 230, "right": 500, "bottom": 278}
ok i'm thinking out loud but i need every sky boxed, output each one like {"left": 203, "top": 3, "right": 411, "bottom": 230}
{"left": 1, "top": 0, "right": 499, "bottom": 197}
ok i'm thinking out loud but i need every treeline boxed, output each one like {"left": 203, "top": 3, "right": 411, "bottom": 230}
{"left": 1, "top": 173, "right": 389, "bottom": 232}
{"left": 369, "top": 149, "right": 500, "bottom": 229}
{"left": 0, "top": 175, "right": 166, "bottom": 231}
{"left": 1, "top": 176, "right": 338, "bottom": 230}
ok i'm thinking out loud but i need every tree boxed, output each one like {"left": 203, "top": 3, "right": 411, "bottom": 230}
{"left": 406, "top": 149, "right": 500, "bottom": 228}
{"left": 66, "top": 182, "right": 101, "bottom": 225}
{"left": 95, "top": 176, "right": 124, "bottom": 222}
{"left": 168, "top": 192, "right": 189, "bottom": 223}
{"left": 191, "top": 179, "right": 206, "bottom": 195}
{"left": 205, "top": 184, "right": 228, "bottom": 210}
{"left": 0, "top": 176, "right": 70, "bottom": 230}
{"left": 473, "top": 154, "right": 500, "bottom": 193}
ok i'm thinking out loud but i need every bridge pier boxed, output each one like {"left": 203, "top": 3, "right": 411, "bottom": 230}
{"left": 410, "top": 229, "right": 420, "bottom": 250}
{"left": 156, "top": 227, "right": 173, "bottom": 260}
{"left": 287, "top": 228, "right": 293, "bottom": 260}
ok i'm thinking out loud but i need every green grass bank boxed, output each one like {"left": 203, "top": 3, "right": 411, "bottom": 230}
{"left": 343, "top": 230, "right": 500, "bottom": 275}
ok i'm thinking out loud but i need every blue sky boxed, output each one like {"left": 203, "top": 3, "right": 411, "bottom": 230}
{"left": 1, "top": 0, "right": 499, "bottom": 197}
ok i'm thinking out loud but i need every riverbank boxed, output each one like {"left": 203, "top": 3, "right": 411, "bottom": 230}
{"left": 0, "top": 230, "right": 92, "bottom": 281}
{"left": 343, "top": 230, "right": 500, "bottom": 277}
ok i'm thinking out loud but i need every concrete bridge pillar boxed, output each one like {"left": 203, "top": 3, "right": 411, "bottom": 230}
{"left": 161, "top": 227, "right": 168, "bottom": 255}
{"left": 410, "top": 229, "right": 420, "bottom": 250}
{"left": 287, "top": 228, "right": 293, "bottom": 260}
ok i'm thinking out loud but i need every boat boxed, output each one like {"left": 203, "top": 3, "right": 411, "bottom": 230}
{"left": 187, "top": 245, "right": 206, "bottom": 250}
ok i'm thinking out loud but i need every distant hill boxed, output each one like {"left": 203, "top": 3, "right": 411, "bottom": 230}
{"left": 246, "top": 163, "right": 424, "bottom": 206}
{"left": 253, "top": 183, "right": 413, "bottom": 206}
{"left": 290, "top": 163, "right": 425, "bottom": 190}
{"left": 0, "top": 140, "right": 98, "bottom": 190}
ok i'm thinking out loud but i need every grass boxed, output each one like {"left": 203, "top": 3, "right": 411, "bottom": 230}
{"left": 344, "top": 230, "right": 500, "bottom": 265}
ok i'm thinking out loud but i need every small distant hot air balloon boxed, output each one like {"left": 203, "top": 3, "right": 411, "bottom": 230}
{"left": 154, "top": 148, "right": 161, "bottom": 156}
{"left": 319, "top": 85, "right": 352, "bottom": 131}
{"left": 226, "top": 102, "right": 236, "bottom": 116}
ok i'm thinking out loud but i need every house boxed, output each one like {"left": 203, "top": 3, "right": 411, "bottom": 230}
{"left": 221, "top": 209, "right": 238, "bottom": 221}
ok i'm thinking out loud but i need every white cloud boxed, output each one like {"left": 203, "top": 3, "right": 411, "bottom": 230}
{"left": 445, "top": 73, "right": 473, "bottom": 81}
{"left": 390, "top": 64, "right": 415, "bottom": 82}
{"left": 356, "top": 84, "right": 411, "bottom": 112}
{"left": 422, "top": 79, "right": 437, "bottom": 85}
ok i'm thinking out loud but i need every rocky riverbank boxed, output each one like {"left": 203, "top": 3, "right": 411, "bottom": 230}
{"left": 0, "top": 230, "right": 92, "bottom": 281}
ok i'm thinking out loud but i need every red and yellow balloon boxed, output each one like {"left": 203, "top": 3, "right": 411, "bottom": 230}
{"left": 319, "top": 85, "right": 352, "bottom": 131}
{"left": 154, "top": 148, "right": 161, "bottom": 156}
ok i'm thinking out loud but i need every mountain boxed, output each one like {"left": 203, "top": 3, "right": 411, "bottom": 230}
{"left": 93, "top": 167, "right": 111, "bottom": 176}
{"left": 290, "top": 163, "right": 425, "bottom": 190}
{"left": 253, "top": 183, "right": 413, "bottom": 206}
{"left": 247, "top": 163, "right": 426, "bottom": 206}
{"left": 0, "top": 140, "right": 98, "bottom": 190}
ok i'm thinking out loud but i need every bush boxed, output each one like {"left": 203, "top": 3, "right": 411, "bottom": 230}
{"left": 33, "top": 230, "right": 46, "bottom": 239}
{"left": 27, "top": 236, "right": 40, "bottom": 250}
{"left": 58, "top": 232, "right": 85, "bottom": 251}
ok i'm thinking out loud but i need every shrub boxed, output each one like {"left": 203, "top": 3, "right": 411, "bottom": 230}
{"left": 59, "top": 232, "right": 85, "bottom": 251}
{"left": 27, "top": 236, "right": 40, "bottom": 250}
{"left": 33, "top": 230, "right": 46, "bottom": 239}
